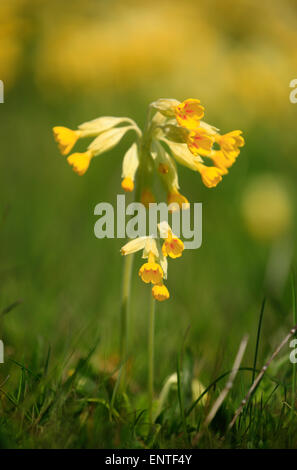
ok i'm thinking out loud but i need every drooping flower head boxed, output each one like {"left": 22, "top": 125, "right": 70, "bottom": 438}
{"left": 121, "top": 236, "right": 167, "bottom": 301}
{"left": 120, "top": 222, "right": 184, "bottom": 301}
{"left": 53, "top": 97, "right": 244, "bottom": 205}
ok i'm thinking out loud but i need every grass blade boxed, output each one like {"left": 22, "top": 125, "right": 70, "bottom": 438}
{"left": 252, "top": 299, "right": 265, "bottom": 384}
{"left": 228, "top": 322, "right": 297, "bottom": 431}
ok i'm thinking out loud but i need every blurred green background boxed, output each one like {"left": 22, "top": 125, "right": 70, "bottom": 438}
{"left": 0, "top": 0, "right": 296, "bottom": 398}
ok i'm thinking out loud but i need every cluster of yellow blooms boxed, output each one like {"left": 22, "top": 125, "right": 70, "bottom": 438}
{"left": 53, "top": 98, "right": 244, "bottom": 205}
{"left": 120, "top": 222, "right": 184, "bottom": 301}
{"left": 53, "top": 98, "right": 244, "bottom": 300}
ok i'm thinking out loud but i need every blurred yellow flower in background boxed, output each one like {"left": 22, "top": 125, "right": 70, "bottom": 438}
{"left": 0, "top": 0, "right": 28, "bottom": 90}
{"left": 241, "top": 174, "right": 293, "bottom": 242}
{"left": 35, "top": 1, "right": 187, "bottom": 94}
{"left": 2, "top": 0, "right": 297, "bottom": 132}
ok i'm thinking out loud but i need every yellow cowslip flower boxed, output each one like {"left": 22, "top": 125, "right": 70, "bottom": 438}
{"left": 162, "top": 233, "right": 184, "bottom": 259}
{"left": 121, "top": 143, "right": 139, "bottom": 192}
{"left": 196, "top": 163, "right": 224, "bottom": 188}
{"left": 215, "top": 130, "right": 244, "bottom": 161}
{"left": 54, "top": 98, "right": 244, "bottom": 204}
{"left": 53, "top": 116, "right": 141, "bottom": 177}
{"left": 121, "top": 177, "right": 134, "bottom": 192}
{"left": 53, "top": 118, "right": 130, "bottom": 156}
{"left": 158, "top": 220, "right": 184, "bottom": 259}
{"left": 208, "top": 150, "right": 232, "bottom": 174}
{"left": 187, "top": 128, "right": 214, "bottom": 157}
{"left": 120, "top": 230, "right": 182, "bottom": 301}
{"left": 175, "top": 99, "right": 205, "bottom": 130}
{"left": 139, "top": 252, "right": 164, "bottom": 285}
{"left": 151, "top": 98, "right": 244, "bottom": 190}
{"left": 53, "top": 126, "right": 81, "bottom": 156}
{"left": 152, "top": 282, "right": 170, "bottom": 302}
{"left": 67, "top": 151, "right": 94, "bottom": 175}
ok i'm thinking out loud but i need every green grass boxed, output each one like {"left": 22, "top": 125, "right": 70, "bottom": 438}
{"left": 1, "top": 293, "right": 297, "bottom": 449}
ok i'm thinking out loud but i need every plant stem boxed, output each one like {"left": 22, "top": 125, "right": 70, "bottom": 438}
{"left": 148, "top": 295, "right": 156, "bottom": 424}
{"left": 120, "top": 252, "right": 134, "bottom": 390}
{"left": 119, "top": 106, "right": 155, "bottom": 399}
{"left": 252, "top": 298, "right": 265, "bottom": 384}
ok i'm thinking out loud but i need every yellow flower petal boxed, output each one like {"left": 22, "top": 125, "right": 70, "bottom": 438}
{"left": 121, "top": 177, "right": 134, "bottom": 192}
{"left": 187, "top": 128, "right": 214, "bottom": 156}
{"left": 53, "top": 126, "right": 80, "bottom": 156}
{"left": 162, "top": 235, "right": 184, "bottom": 259}
{"left": 209, "top": 150, "right": 232, "bottom": 173}
{"left": 175, "top": 99, "right": 204, "bottom": 130}
{"left": 139, "top": 261, "right": 163, "bottom": 285}
{"left": 215, "top": 130, "right": 244, "bottom": 161}
{"left": 152, "top": 283, "right": 170, "bottom": 301}
{"left": 121, "top": 143, "right": 139, "bottom": 192}
{"left": 196, "top": 164, "right": 224, "bottom": 188}
{"left": 67, "top": 151, "right": 93, "bottom": 175}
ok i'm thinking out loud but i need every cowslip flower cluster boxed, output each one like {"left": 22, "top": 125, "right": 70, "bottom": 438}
{"left": 52, "top": 98, "right": 244, "bottom": 301}
{"left": 150, "top": 98, "right": 244, "bottom": 204}
{"left": 120, "top": 222, "right": 184, "bottom": 301}
{"left": 52, "top": 98, "right": 244, "bottom": 208}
